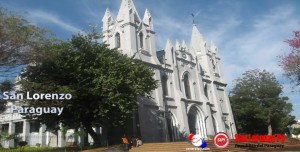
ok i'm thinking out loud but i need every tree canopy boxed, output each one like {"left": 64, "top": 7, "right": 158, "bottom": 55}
{"left": 230, "top": 69, "right": 295, "bottom": 135}
{"left": 0, "top": 7, "right": 57, "bottom": 78}
{"left": 279, "top": 30, "right": 300, "bottom": 87}
{"left": 0, "top": 80, "right": 13, "bottom": 112}
{"left": 18, "top": 31, "right": 158, "bottom": 144}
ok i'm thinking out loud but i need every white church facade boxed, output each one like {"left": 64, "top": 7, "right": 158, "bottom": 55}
{"left": 0, "top": 0, "right": 237, "bottom": 147}
{"left": 101, "top": 0, "right": 237, "bottom": 142}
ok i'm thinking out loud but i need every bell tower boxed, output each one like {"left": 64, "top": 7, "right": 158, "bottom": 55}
{"left": 102, "top": 0, "right": 160, "bottom": 64}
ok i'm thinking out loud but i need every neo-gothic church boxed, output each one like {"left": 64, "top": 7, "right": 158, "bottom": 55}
{"left": 102, "top": 0, "right": 237, "bottom": 142}
{"left": 0, "top": 0, "right": 237, "bottom": 147}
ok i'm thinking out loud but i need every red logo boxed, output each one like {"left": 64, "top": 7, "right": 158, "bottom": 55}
{"left": 234, "top": 134, "right": 285, "bottom": 144}
{"left": 214, "top": 132, "right": 229, "bottom": 148}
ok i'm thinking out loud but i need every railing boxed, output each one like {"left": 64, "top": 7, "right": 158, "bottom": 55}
{"left": 0, "top": 113, "right": 23, "bottom": 123}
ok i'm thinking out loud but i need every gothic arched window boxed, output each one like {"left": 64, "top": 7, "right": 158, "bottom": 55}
{"left": 139, "top": 32, "right": 144, "bottom": 49}
{"left": 204, "top": 84, "right": 209, "bottom": 99}
{"left": 184, "top": 74, "right": 191, "bottom": 99}
{"left": 115, "top": 32, "right": 121, "bottom": 48}
{"left": 162, "top": 75, "right": 168, "bottom": 96}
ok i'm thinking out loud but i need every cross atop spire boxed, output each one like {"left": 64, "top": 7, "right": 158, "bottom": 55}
{"left": 191, "top": 13, "right": 195, "bottom": 24}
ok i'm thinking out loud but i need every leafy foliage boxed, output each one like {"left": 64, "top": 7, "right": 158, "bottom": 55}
{"left": 230, "top": 69, "right": 295, "bottom": 135}
{"left": 279, "top": 31, "right": 300, "bottom": 87}
{"left": 0, "top": 80, "right": 14, "bottom": 113}
{"left": 293, "top": 128, "right": 300, "bottom": 136}
{"left": 0, "top": 7, "right": 58, "bottom": 78}
{"left": 18, "top": 31, "right": 158, "bottom": 144}
{"left": 0, "top": 80, "right": 13, "bottom": 92}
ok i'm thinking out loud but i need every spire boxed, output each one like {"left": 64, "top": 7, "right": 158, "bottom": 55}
{"left": 190, "top": 24, "right": 206, "bottom": 55}
{"left": 116, "top": 0, "right": 141, "bottom": 22}
{"left": 164, "top": 39, "right": 174, "bottom": 65}
{"left": 175, "top": 40, "right": 181, "bottom": 50}
{"left": 102, "top": 8, "right": 114, "bottom": 27}
{"left": 165, "top": 39, "right": 173, "bottom": 49}
{"left": 181, "top": 40, "right": 187, "bottom": 50}
{"left": 143, "top": 8, "right": 154, "bottom": 30}
{"left": 210, "top": 41, "right": 217, "bottom": 53}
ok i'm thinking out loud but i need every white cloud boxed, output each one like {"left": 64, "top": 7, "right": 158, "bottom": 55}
{"left": 154, "top": 16, "right": 191, "bottom": 49}
{"left": 205, "top": 17, "right": 242, "bottom": 51}
{"left": 214, "top": 4, "right": 300, "bottom": 119}
{"left": 27, "top": 10, "right": 82, "bottom": 33}
{"left": 218, "top": 4, "right": 299, "bottom": 87}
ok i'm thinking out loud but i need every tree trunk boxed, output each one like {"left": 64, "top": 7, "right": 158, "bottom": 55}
{"left": 268, "top": 123, "right": 272, "bottom": 135}
{"left": 267, "top": 109, "right": 272, "bottom": 135}
{"left": 83, "top": 124, "right": 101, "bottom": 145}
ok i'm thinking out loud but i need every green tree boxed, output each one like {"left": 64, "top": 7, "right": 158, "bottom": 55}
{"left": 0, "top": 7, "right": 57, "bottom": 77}
{"left": 293, "top": 128, "right": 300, "bottom": 136}
{"left": 18, "top": 31, "right": 158, "bottom": 145}
{"left": 230, "top": 69, "right": 295, "bottom": 135}
{"left": 0, "top": 80, "right": 14, "bottom": 113}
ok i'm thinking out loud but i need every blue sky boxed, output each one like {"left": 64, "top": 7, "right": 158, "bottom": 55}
{"left": 0, "top": 0, "right": 300, "bottom": 119}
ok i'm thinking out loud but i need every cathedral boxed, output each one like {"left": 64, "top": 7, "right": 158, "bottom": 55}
{"left": 102, "top": 0, "right": 237, "bottom": 142}
{"left": 0, "top": 0, "right": 237, "bottom": 147}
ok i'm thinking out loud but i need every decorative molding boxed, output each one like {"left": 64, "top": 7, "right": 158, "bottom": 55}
{"left": 139, "top": 49, "right": 151, "bottom": 56}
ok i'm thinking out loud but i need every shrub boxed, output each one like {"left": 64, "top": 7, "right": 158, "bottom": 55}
{"left": 18, "top": 141, "right": 27, "bottom": 147}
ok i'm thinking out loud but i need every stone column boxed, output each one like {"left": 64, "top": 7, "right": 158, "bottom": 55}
{"left": 46, "top": 131, "right": 50, "bottom": 146}
{"left": 8, "top": 122, "right": 15, "bottom": 148}
{"left": 22, "top": 120, "right": 30, "bottom": 141}
{"left": 39, "top": 124, "right": 46, "bottom": 146}
{"left": 57, "top": 129, "right": 65, "bottom": 147}
{"left": 78, "top": 128, "right": 85, "bottom": 147}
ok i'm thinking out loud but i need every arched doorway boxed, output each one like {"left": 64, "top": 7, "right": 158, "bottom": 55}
{"left": 166, "top": 112, "right": 179, "bottom": 142}
{"left": 188, "top": 106, "right": 207, "bottom": 138}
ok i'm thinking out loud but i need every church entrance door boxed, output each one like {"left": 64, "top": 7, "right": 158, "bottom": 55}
{"left": 187, "top": 106, "right": 207, "bottom": 138}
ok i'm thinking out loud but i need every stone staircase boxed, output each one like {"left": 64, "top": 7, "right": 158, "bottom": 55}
{"left": 130, "top": 140, "right": 250, "bottom": 152}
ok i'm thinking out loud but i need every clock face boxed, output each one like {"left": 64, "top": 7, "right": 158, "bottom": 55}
{"left": 182, "top": 53, "right": 187, "bottom": 59}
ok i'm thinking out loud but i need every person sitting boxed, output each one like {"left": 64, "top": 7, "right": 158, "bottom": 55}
{"left": 122, "top": 137, "right": 131, "bottom": 150}
{"left": 130, "top": 137, "right": 137, "bottom": 147}
{"left": 136, "top": 137, "right": 142, "bottom": 147}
